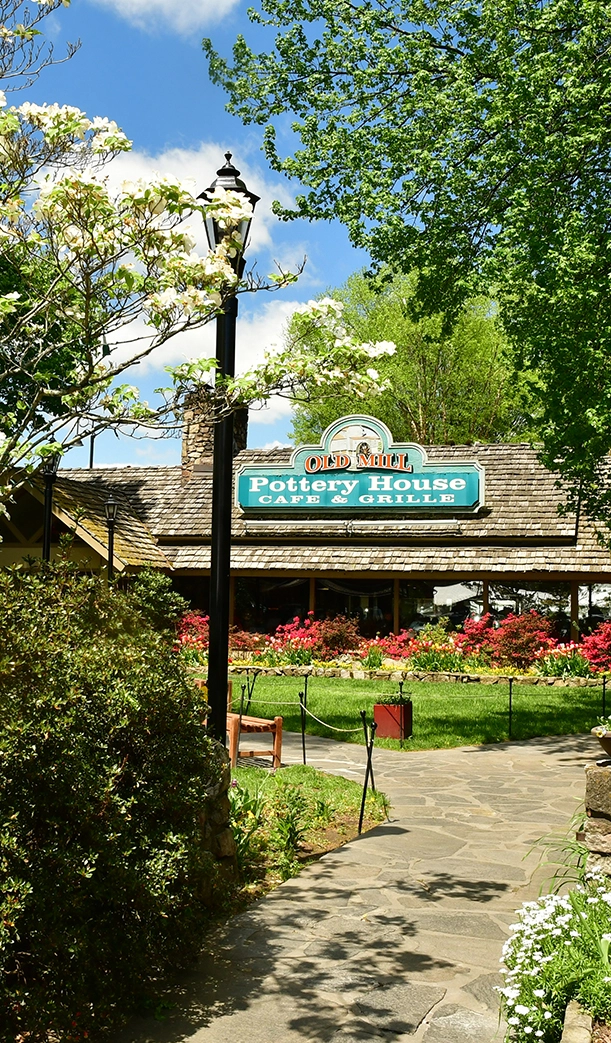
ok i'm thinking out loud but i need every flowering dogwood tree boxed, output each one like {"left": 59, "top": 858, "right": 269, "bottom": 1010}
{"left": 172, "top": 295, "right": 396, "bottom": 420}
{"left": 0, "top": 96, "right": 257, "bottom": 500}
{"left": 0, "top": 5, "right": 393, "bottom": 509}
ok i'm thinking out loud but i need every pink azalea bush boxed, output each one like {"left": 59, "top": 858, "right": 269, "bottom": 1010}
{"left": 581, "top": 622, "right": 611, "bottom": 673}
{"left": 260, "top": 613, "right": 362, "bottom": 665}
{"left": 176, "top": 612, "right": 209, "bottom": 663}
{"left": 454, "top": 611, "right": 557, "bottom": 670}
{"left": 358, "top": 622, "right": 489, "bottom": 672}
{"left": 176, "top": 614, "right": 266, "bottom": 664}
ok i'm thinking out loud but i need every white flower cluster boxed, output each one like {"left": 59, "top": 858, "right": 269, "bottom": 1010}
{"left": 206, "top": 187, "right": 253, "bottom": 233}
{"left": 498, "top": 874, "right": 611, "bottom": 1039}
{"left": 294, "top": 296, "right": 396, "bottom": 362}
{"left": 13, "top": 102, "right": 131, "bottom": 152}
{"left": 147, "top": 246, "right": 238, "bottom": 320}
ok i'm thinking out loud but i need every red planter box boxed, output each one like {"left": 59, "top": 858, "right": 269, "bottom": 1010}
{"left": 373, "top": 702, "right": 413, "bottom": 740}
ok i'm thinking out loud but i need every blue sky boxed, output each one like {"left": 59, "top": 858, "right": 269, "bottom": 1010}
{"left": 25, "top": 0, "right": 368, "bottom": 466}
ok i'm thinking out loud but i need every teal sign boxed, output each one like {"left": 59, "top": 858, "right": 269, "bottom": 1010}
{"left": 237, "top": 416, "right": 484, "bottom": 513}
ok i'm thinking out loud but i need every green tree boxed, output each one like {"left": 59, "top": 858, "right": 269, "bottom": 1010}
{"left": 205, "top": 0, "right": 611, "bottom": 523}
{"left": 290, "top": 272, "right": 532, "bottom": 445}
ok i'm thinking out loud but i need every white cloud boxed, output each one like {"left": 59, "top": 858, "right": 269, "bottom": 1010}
{"left": 111, "top": 295, "right": 301, "bottom": 376}
{"left": 249, "top": 393, "right": 293, "bottom": 425}
{"left": 260, "top": 439, "right": 292, "bottom": 450}
{"left": 87, "top": 0, "right": 238, "bottom": 34}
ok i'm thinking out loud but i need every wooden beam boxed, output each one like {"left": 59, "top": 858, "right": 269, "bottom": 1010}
{"left": 393, "top": 577, "right": 400, "bottom": 634}
{"left": 309, "top": 577, "right": 316, "bottom": 615}
{"left": 2, "top": 517, "right": 30, "bottom": 544}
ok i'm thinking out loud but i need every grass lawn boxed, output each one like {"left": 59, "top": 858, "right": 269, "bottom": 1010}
{"left": 229, "top": 673, "right": 605, "bottom": 751}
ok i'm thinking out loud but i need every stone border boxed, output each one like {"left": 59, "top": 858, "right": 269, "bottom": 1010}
{"left": 561, "top": 1001, "right": 592, "bottom": 1042}
{"left": 227, "top": 664, "right": 604, "bottom": 687}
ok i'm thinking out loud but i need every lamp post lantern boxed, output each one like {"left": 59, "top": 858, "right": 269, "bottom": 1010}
{"left": 104, "top": 494, "right": 119, "bottom": 581}
{"left": 200, "top": 153, "right": 259, "bottom": 743}
{"left": 41, "top": 444, "right": 61, "bottom": 562}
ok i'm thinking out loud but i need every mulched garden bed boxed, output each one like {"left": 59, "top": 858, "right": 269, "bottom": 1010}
{"left": 593, "top": 1024, "right": 611, "bottom": 1042}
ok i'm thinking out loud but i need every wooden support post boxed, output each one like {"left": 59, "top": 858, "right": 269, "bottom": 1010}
{"left": 393, "top": 577, "right": 400, "bottom": 634}
{"left": 482, "top": 580, "right": 490, "bottom": 616}
{"left": 309, "top": 577, "right": 316, "bottom": 615}
{"left": 571, "top": 582, "right": 580, "bottom": 642}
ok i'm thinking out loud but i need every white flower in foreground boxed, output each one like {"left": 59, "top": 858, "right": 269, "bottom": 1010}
{"left": 366, "top": 340, "right": 396, "bottom": 357}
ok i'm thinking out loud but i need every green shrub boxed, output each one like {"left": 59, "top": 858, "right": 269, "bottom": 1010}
{"left": 0, "top": 560, "right": 224, "bottom": 1041}
{"left": 129, "top": 567, "right": 189, "bottom": 631}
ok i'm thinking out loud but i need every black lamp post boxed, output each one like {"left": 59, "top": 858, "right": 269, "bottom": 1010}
{"left": 200, "top": 153, "right": 259, "bottom": 742}
{"left": 41, "top": 444, "right": 61, "bottom": 562}
{"left": 104, "top": 494, "right": 119, "bottom": 581}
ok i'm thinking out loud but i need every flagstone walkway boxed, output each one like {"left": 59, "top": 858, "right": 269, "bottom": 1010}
{"left": 117, "top": 732, "right": 595, "bottom": 1043}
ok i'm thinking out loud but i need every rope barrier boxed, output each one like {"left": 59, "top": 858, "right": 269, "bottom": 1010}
{"left": 301, "top": 706, "right": 364, "bottom": 733}
{"left": 229, "top": 699, "right": 363, "bottom": 733}
{"left": 230, "top": 699, "right": 302, "bottom": 709}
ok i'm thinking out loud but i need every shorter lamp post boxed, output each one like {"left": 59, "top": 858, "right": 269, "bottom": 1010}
{"left": 104, "top": 494, "right": 119, "bottom": 581}
{"left": 41, "top": 444, "right": 61, "bottom": 562}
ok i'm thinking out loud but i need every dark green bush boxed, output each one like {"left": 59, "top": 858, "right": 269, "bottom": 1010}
{"left": 128, "top": 567, "right": 189, "bottom": 632}
{"left": 0, "top": 560, "right": 223, "bottom": 1041}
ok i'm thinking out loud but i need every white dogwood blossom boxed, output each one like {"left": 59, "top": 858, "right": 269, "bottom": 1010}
{"left": 0, "top": 97, "right": 390, "bottom": 505}
{"left": 0, "top": 96, "right": 280, "bottom": 497}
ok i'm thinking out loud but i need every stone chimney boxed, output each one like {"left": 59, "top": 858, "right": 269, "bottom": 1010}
{"left": 181, "top": 390, "right": 248, "bottom": 477}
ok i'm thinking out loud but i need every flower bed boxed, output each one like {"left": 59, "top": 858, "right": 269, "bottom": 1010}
{"left": 499, "top": 874, "right": 611, "bottom": 1041}
{"left": 177, "top": 610, "right": 611, "bottom": 680}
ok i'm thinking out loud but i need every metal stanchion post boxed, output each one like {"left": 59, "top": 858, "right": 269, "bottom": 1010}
{"left": 508, "top": 677, "right": 513, "bottom": 740}
{"left": 358, "top": 710, "right": 377, "bottom": 835}
{"left": 299, "top": 690, "right": 307, "bottom": 765}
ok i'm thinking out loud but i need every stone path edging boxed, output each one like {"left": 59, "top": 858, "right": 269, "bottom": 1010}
{"left": 228, "top": 663, "right": 604, "bottom": 687}
{"left": 561, "top": 1001, "right": 592, "bottom": 1043}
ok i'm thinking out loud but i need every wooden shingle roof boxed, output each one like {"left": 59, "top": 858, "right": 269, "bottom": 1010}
{"left": 59, "top": 443, "right": 611, "bottom": 578}
{"left": 47, "top": 476, "right": 170, "bottom": 570}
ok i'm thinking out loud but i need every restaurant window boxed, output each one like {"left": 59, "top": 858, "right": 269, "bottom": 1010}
{"left": 234, "top": 577, "right": 310, "bottom": 633}
{"left": 171, "top": 576, "right": 210, "bottom": 613}
{"left": 315, "top": 579, "right": 393, "bottom": 637}
{"left": 399, "top": 580, "right": 438, "bottom": 631}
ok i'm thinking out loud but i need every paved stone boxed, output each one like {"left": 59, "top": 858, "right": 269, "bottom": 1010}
{"left": 114, "top": 731, "right": 595, "bottom": 1043}
{"left": 422, "top": 1003, "right": 500, "bottom": 1042}
{"left": 354, "top": 981, "right": 447, "bottom": 1033}
{"left": 463, "top": 971, "right": 506, "bottom": 1010}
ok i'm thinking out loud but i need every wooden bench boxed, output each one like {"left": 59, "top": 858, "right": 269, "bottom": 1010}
{"left": 194, "top": 677, "right": 283, "bottom": 768}
{"left": 226, "top": 711, "right": 283, "bottom": 769}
